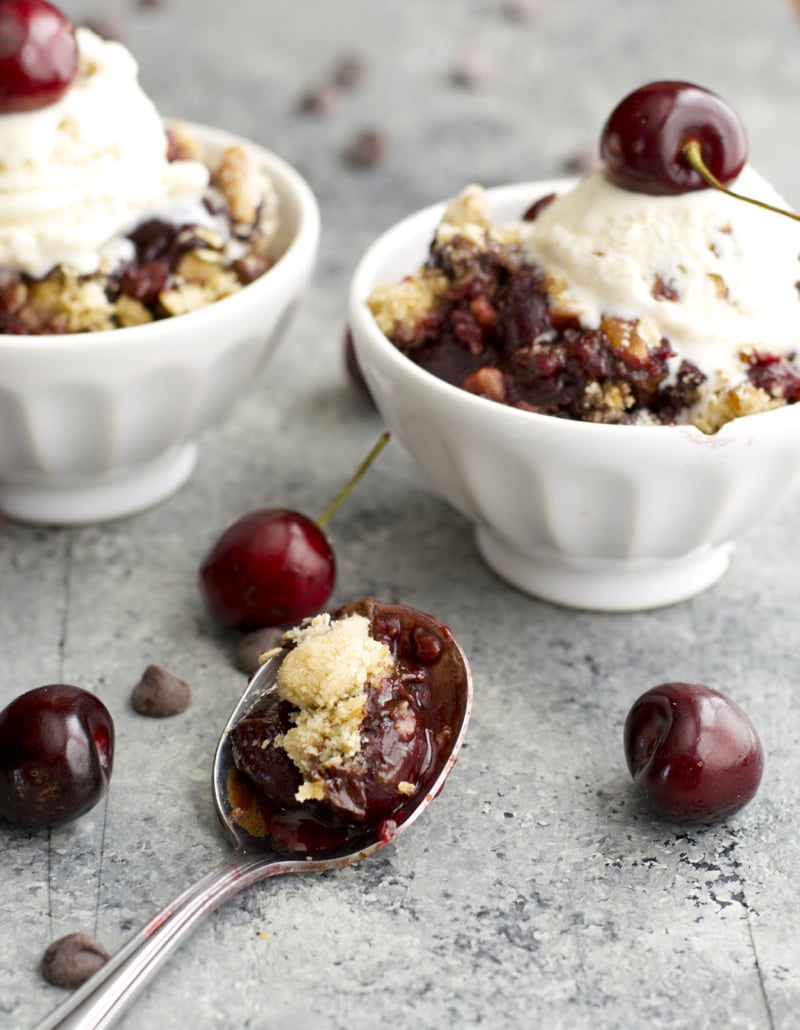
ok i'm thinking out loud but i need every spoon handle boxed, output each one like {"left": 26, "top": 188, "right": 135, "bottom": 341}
{"left": 34, "top": 854, "right": 288, "bottom": 1030}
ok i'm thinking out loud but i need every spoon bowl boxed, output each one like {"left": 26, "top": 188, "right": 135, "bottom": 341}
{"left": 36, "top": 599, "right": 472, "bottom": 1029}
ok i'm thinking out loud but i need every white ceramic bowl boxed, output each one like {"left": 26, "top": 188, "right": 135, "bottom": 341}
{"left": 0, "top": 124, "right": 320, "bottom": 525}
{"left": 349, "top": 179, "right": 800, "bottom": 612}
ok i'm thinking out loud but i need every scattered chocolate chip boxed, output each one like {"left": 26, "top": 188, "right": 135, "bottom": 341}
{"left": 298, "top": 83, "right": 341, "bottom": 115}
{"left": 449, "top": 52, "right": 492, "bottom": 89}
{"left": 131, "top": 664, "right": 191, "bottom": 717}
{"left": 500, "top": 0, "right": 538, "bottom": 22}
{"left": 332, "top": 54, "right": 366, "bottom": 89}
{"left": 234, "top": 627, "right": 285, "bottom": 675}
{"left": 344, "top": 129, "right": 389, "bottom": 168}
{"left": 41, "top": 933, "right": 109, "bottom": 989}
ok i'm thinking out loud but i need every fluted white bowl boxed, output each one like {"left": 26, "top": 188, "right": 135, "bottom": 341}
{"left": 0, "top": 124, "right": 320, "bottom": 525}
{"left": 349, "top": 179, "right": 800, "bottom": 611}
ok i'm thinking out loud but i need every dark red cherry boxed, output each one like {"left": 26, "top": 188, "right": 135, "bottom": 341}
{"left": 0, "top": 684, "right": 114, "bottom": 828}
{"left": 0, "top": 0, "right": 78, "bottom": 114}
{"left": 623, "top": 682, "right": 763, "bottom": 824}
{"left": 199, "top": 509, "right": 336, "bottom": 631}
{"left": 600, "top": 81, "right": 747, "bottom": 195}
{"left": 199, "top": 434, "right": 389, "bottom": 633}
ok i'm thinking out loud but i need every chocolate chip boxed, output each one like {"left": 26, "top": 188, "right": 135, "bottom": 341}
{"left": 234, "top": 627, "right": 285, "bottom": 675}
{"left": 344, "top": 129, "right": 389, "bottom": 168}
{"left": 297, "top": 55, "right": 366, "bottom": 116}
{"left": 449, "top": 52, "right": 492, "bottom": 89}
{"left": 41, "top": 933, "right": 109, "bottom": 989}
{"left": 298, "top": 83, "right": 341, "bottom": 115}
{"left": 332, "top": 55, "right": 366, "bottom": 89}
{"left": 500, "top": 0, "right": 538, "bottom": 22}
{"left": 131, "top": 664, "right": 191, "bottom": 717}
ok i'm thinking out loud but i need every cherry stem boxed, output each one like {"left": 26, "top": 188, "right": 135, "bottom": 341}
{"left": 682, "top": 140, "right": 800, "bottom": 224}
{"left": 316, "top": 431, "right": 391, "bottom": 529}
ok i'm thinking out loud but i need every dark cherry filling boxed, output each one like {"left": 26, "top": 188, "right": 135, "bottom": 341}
{"left": 110, "top": 218, "right": 220, "bottom": 308}
{"left": 387, "top": 201, "right": 798, "bottom": 425}
{"left": 744, "top": 349, "right": 800, "bottom": 403}
{"left": 389, "top": 223, "right": 703, "bottom": 424}
{"left": 227, "top": 598, "right": 460, "bottom": 854}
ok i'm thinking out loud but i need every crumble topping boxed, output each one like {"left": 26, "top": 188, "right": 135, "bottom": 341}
{"left": 368, "top": 273, "right": 449, "bottom": 340}
{"left": 273, "top": 613, "right": 396, "bottom": 802}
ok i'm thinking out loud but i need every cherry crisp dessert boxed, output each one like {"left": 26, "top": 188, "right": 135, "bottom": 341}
{"left": 0, "top": 123, "right": 279, "bottom": 335}
{"left": 368, "top": 184, "right": 800, "bottom": 434}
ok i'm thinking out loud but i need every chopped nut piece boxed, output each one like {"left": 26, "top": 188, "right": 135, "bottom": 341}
{"left": 462, "top": 367, "right": 506, "bottom": 402}
{"left": 114, "top": 294, "right": 153, "bottom": 327}
{"left": 601, "top": 316, "right": 651, "bottom": 362}
{"left": 215, "top": 144, "right": 263, "bottom": 226}
{"left": 708, "top": 273, "right": 730, "bottom": 300}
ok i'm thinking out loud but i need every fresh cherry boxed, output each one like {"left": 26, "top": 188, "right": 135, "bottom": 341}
{"left": 199, "top": 432, "right": 390, "bottom": 631}
{"left": 600, "top": 81, "right": 747, "bottom": 195}
{"left": 0, "top": 684, "right": 114, "bottom": 828}
{"left": 623, "top": 682, "right": 763, "bottom": 824}
{"left": 0, "top": 0, "right": 78, "bottom": 114}
{"left": 200, "top": 509, "right": 336, "bottom": 631}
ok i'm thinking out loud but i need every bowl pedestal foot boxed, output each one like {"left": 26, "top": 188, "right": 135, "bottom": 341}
{"left": 0, "top": 443, "right": 198, "bottom": 525}
{"left": 475, "top": 526, "right": 734, "bottom": 612}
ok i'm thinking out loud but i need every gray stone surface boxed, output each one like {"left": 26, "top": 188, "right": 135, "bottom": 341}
{"left": 3, "top": 0, "right": 800, "bottom": 1026}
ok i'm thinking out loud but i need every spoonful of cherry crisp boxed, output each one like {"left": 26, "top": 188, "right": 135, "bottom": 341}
{"left": 35, "top": 597, "right": 473, "bottom": 1030}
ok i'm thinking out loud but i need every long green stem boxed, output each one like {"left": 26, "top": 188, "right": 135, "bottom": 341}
{"left": 317, "top": 431, "right": 391, "bottom": 529}
{"left": 682, "top": 140, "right": 800, "bottom": 224}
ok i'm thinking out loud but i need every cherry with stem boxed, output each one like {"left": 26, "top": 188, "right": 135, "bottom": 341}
{"left": 199, "top": 432, "right": 391, "bottom": 631}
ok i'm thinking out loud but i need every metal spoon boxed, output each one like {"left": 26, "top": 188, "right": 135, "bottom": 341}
{"left": 35, "top": 615, "right": 473, "bottom": 1030}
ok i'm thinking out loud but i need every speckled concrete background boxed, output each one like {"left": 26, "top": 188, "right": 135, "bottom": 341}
{"left": 4, "top": 0, "right": 800, "bottom": 1027}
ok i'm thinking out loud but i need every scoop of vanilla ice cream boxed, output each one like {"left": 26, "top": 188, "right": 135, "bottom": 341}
{"left": 523, "top": 167, "right": 800, "bottom": 377}
{"left": 0, "top": 28, "right": 210, "bottom": 278}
